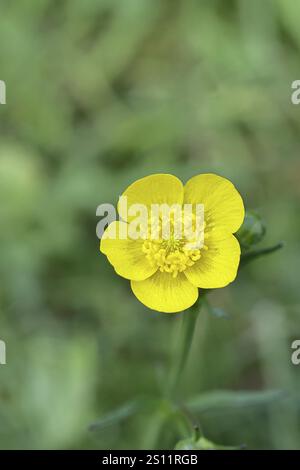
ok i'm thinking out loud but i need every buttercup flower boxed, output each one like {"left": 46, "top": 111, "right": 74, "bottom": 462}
{"left": 100, "top": 174, "right": 245, "bottom": 313}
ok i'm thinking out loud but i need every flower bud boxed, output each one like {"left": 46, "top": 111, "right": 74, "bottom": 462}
{"left": 236, "top": 211, "right": 266, "bottom": 250}
{"left": 175, "top": 435, "right": 241, "bottom": 450}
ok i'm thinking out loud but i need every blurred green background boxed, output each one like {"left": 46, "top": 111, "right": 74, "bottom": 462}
{"left": 0, "top": 0, "right": 300, "bottom": 450}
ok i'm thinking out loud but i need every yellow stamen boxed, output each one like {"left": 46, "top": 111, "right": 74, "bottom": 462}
{"left": 142, "top": 211, "right": 206, "bottom": 278}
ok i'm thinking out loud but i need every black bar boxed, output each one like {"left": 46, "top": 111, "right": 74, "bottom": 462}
{"left": 0, "top": 449, "right": 296, "bottom": 466}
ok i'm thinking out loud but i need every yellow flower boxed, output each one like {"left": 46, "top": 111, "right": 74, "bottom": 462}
{"left": 100, "top": 173, "right": 245, "bottom": 313}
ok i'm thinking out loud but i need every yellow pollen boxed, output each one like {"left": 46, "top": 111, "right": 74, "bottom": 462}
{"left": 142, "top": 213, "right": 206, "bottom": 278}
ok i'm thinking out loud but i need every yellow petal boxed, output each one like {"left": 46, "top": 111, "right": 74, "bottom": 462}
{"left": 118, "top": 174, "right": 184, "bottom": 222}
{"left": 131, "top": 271, "right": 198, "bottom": 313}
{"left": 100, "top": 221, "right": 157, "bottom": 281}
{"left": 184, "top": 235, "right": 241, "bottom": 289}
{"left": 184, "top": 174, "right": 245, "bottom": 234}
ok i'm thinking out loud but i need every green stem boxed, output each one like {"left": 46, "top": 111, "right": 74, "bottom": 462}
{"left": 144, "top": 300, "right": 203, "bottom": 449}
{"left": 167, "top": 298, "right": 204, "bottom": 397}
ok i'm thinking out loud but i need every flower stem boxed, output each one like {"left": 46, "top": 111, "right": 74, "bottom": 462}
{"left": 167, "top": 298, "right": 203, "bottom": 397}
{"left": 144, "top": 300, "right": 203, "bottom": 449}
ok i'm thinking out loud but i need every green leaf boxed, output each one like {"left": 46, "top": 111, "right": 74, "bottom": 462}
{"left": 89, "top": 400, "right": 141, "bottom": 431}
{"left": 186, "top": 389, "right": 285, "bottom": 413}
{"left": 240, "top": 242, "right": 284, "bottom": 268}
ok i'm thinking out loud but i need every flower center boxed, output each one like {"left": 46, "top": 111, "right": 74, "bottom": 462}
{"left": 142, "top": 212, "right": 207, "bottom": 278}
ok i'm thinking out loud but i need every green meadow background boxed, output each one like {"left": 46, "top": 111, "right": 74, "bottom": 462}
{"left": 1, "top": 0, "right": 300, "bottom": 450}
